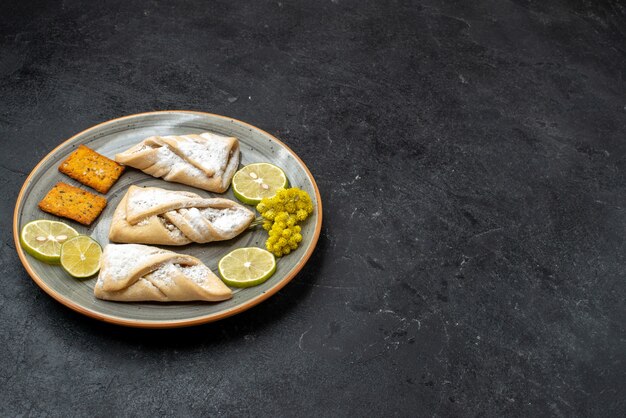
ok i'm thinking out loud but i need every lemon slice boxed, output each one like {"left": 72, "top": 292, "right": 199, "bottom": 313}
{"left": 232, "top": 163, "right": 288, "bottom": 205}
{"left": 218, "top": 247, "right": 276, "bottom": 288}
{"left": 20, "top": 220, "right": 79, "bottom": 264}
{"left": 60, "top": 236, "right": 102, "bottom": 278}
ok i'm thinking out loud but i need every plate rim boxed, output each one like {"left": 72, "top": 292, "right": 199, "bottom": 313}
{"left": 12, "top": 110, "right": 323, "bottom": 328}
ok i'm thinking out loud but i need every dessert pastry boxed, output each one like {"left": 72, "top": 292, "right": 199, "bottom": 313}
{"left": 115, "top": 133, "right": 240, "bottom": 193}
{"left": 108, "top": 185, "right": 255, "bottom": 245}
{"left": 94, "top": 243, "right": 232, "bottom": 302}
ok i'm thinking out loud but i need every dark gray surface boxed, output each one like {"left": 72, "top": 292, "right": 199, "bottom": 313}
{"left": 1, "top": 0, "right": 624, "bottom": 416}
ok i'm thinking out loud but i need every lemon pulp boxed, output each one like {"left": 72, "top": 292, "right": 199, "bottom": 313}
{"left": 232, "top": 163, "right": 288, "bottom": 205}
{"left": 60, "top": 235, "right": 102, "bottom": 278}
{"left": 20, "top": 220, "right": 79, "bottom": 264}
{"left": 218, "top": 247, "right": 276, "bottom": 288}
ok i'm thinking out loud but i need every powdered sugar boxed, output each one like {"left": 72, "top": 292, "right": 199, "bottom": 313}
{"left": 145, "top": 262, "right": 176, "bottom": 286}
{"left": 185, "top": 207, "right": 206, "bottom": 230}
{"left": 154, "top": 145, "right": 204, "bottom": 179}
{"left": 200, "top": 206, "right": 252, "bottom": 233}
{"left": 146, "top": 263, "right": 211, "bottom": 286}
{"left": 168, "top": 134, "right": 233, "bottom": 176}
{"left": 159, "top": 132, "right": 232, "bottom": 176}
{"left": 180, "top": 264, "right": 212, "bottom": 284}
{"left": 128, "top": 187, "right": 184, "bottom": 212}
{"left": 101, "top": 244, "right": 167, "bottom": 283}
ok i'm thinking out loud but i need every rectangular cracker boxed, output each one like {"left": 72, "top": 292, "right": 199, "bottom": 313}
{"left": 38, "top": 182, "right": 107, "bottom": 226}
{"left": 58, "top": 145, "right": 125, "bottom": 194}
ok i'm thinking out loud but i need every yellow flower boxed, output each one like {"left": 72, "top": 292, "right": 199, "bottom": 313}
{"left": 296, "top": 209, "right": 308, "bottom": 221}
{"left": 256, "top": 186, "right": 314, "bottom": 258}
{"left": 285, "top": 202, "right": 296, "bottom": 213}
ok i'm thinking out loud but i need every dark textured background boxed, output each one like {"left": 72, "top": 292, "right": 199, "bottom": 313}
{"left": 1, "top": 0, "right": 625, "bottom": 416}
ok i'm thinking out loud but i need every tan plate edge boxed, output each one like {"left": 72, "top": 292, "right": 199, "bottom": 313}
{"left": 13, "top": 110, "right": 323, "bottom": 329}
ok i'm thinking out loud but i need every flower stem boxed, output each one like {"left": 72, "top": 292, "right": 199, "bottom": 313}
{"left": 249, "top": 217, "right": 264, "bottom": 229}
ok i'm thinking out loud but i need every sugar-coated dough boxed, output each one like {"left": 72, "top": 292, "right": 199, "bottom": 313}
{"left": 94, "top": 243, "right": 233, "bottom": 302}
{"left": 109, "top": 185, "right": 255, "bottom": 245}
{"left": 115, "top": 133, "right": 240, "bottom": 193}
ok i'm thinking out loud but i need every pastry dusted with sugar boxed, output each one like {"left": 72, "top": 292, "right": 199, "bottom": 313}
{"left": 115, "top": 132, "right": 240, "bottom": 193}
{"left": 109, "top": 185, "right": 255, "bottom": 245}
{"left": 94, "top": 244, "right": 232, "bottom": 302}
